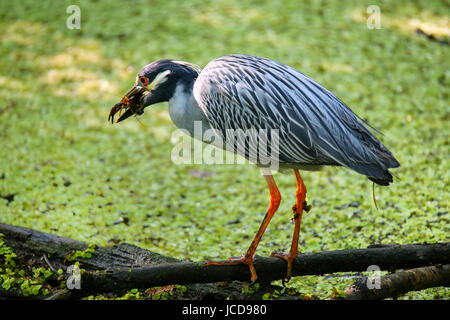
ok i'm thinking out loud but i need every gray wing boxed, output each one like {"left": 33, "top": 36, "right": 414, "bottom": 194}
{"left": 194, "top": 54, "right": 399, "bottom": 183}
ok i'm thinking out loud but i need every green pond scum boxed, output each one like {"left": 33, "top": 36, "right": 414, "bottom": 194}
{"left": 0, "top": 0, "right": 448, "bottom": 299}
{"left": 65, "top": 243, "right": 96, "bottom": 263}
{"left": 0, "top": 234, "right": 55, "bottom": 296}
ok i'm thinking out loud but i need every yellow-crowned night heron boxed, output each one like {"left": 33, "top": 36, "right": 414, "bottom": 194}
{"left": 108, "top": 54, "right": 400, "bottom": 282}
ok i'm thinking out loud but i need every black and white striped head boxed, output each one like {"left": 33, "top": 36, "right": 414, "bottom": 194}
{"left": 138, "top": 60, "right": 201, "bottom": 107}
{"left": 110, "top": 59, "right": 201, "bottom": 122}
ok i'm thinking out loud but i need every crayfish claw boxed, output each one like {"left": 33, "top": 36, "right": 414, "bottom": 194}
{"left": 108, "top": 102, "right": 123, "bottom": 123}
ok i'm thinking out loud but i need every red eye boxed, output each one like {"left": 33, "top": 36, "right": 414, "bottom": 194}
{"left": 140, "top": 76, "right": 149, "bottom": 86}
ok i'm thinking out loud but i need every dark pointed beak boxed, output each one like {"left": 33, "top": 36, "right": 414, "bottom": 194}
{"left": 116, "top": 108, "right": 136, "bottom": 123}
{"left": 123, "top": 84, "right": 146, "bottom": 100}
{"left": 108, "top": 84, "right": 147, "bottom": 123}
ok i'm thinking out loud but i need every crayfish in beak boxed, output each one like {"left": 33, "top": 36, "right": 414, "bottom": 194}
{"left": 108, "top": 89, "right": 144, "bottom": 124}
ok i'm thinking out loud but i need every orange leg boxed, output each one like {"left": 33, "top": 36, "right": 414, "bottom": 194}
{"left": 205, "top": 174, "right": 281, "bottom": 282}
{"left": 271, "top": 169, "right": 307, "bottom": 281}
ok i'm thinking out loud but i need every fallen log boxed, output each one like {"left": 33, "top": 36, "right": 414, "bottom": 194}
{"left": 344, "top": 264, "right": 450, "bottom": 300}
{"left": 0, "top": 223, "right": 449, "bottom": 299}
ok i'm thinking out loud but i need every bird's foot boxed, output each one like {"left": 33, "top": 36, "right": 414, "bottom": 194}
{"left": 270, "top": 251, "right": 297, "bottom": 285}
{"left": 205, "top": 254, "right": 258, "bottom": 283}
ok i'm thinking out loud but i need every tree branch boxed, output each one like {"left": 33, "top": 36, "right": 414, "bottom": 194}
{"left": 344, "top": 264, "right": 450, "bottom": 300}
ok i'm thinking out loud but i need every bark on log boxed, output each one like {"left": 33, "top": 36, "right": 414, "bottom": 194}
{"left": 344, "top": 264, "right": 450, "bottom": 300}
{"left": 0, "top": 223, "right": 282, "bottom": 300}
{"left": 0, "top": 223, "right": 449, "bottom": 300}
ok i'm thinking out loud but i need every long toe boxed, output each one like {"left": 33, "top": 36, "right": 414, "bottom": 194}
{"left": 205, "top": 255, "right": 258, "bottom": 282}
{"left": 270, "top": 251, "right": 295, "bottom": 282}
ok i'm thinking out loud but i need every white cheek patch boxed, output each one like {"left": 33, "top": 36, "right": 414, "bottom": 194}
{"left": 149, "top": 70, "right": 171, "bottom": 90}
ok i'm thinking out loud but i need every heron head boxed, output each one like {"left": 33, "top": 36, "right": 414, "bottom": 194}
{"left": 109, "top": 60, "right": 201, "bottom": 123}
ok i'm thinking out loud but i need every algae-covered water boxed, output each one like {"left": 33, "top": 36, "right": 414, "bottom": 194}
{"left": 0, "top": 0, "right": 448, "bottom": 299}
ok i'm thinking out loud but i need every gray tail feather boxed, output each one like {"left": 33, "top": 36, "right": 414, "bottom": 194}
{"left": 369, "top": 171, "right": 394, "bottom": 186}
{"left": 352, "top": 155, "right": 400, "bottom": 186}
{"left": 367, "top": 157, "right": 400, "bottom": 186}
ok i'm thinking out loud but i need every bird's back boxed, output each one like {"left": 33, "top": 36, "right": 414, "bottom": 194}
{"left": 194, "top": 54, "right": 399, "bottom": 185}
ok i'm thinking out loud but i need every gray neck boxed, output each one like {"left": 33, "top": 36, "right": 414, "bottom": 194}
{"left": 168, "top": 83, "right": 211, "bottom": 138}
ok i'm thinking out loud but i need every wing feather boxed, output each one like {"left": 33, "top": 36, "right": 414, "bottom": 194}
{"left": 194, "top": 54, "right": 399, "bottom": 180}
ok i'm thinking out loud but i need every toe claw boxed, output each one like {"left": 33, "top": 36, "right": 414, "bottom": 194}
{"left": 270, "top": 251, "right": 294, "bottom": 283}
